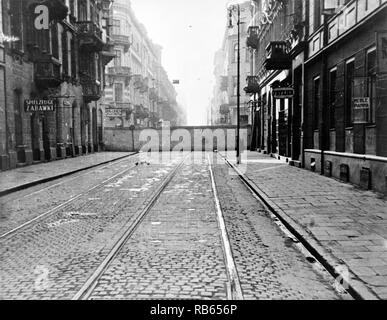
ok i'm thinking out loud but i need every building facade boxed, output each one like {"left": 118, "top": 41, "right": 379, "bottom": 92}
{"left": 211, "top": 1, "right": 254, "bottom": 127}
{"left": 102, "top": 0, "right": 184, "bottom": 130}
{"left": 0, "top": 0, "right": 114, "bottom": 171}
{"left": 248, "top": 0, "right": 387, "bottom": 193}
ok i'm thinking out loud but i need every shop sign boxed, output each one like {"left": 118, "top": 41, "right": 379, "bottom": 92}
{"left": 273, "top": 88, "right": 294, "bottom": 99}
{"left": 106, "top": 109, "right": 123, "bottom": 117}
{"left": 24, "top": 99, "right": 56, "bottom": 112}
{"left": 353, "top": 97, "right": 370, "bottom": 124}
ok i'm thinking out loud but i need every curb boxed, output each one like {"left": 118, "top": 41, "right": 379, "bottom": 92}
{"left": 222, "top": 155, "right": 380, "bottom": 300}
{"left": 0, "top": 153, "right": 137, "bottom": 198}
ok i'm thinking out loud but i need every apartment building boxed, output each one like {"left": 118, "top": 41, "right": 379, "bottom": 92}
{"left": 248, "top": 0, "right": 387, "bottom": 193}
{"left": 102, "top": 0, "right": 182, "bottom": 129}
{"left": 211, "top": 1, "right": 254, "bottom": 126}
{"left": 0, "top": 0, "right": 114, "bottom": 171}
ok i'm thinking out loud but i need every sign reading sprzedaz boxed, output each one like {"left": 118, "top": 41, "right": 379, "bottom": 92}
{"left": 25, "top": 99, "right": 56, "bottom": 112}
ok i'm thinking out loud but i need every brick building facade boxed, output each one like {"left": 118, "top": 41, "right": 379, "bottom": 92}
{"left": 248, "top": 0, "right": 387, "bottom": 193}
{"left": 0, "top": 0, "right": 114, "bottom": 171}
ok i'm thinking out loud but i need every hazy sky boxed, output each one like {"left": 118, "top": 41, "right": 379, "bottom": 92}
{"left": 130, "top": 0, "right": 233, "bottom": 125}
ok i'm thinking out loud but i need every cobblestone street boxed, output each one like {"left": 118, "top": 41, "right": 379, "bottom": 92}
{"left": 0, "top": 152, "right": 349, "bottom": 300}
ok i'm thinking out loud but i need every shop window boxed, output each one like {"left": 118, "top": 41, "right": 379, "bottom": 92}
{"left": 313, "top": 77, "right": 320, "bottom": 130}
{"left": 367, "top": 48, "right": 376, "bottom": 124}
{"left": 345, "top": 59, "right": 355, "bottom": 127}
{"left": 329, "top": 68, "right": 337, "bottom": 129}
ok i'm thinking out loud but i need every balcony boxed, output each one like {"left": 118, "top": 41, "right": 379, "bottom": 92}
{"left": 112, "top": 34, "right": 131, "bottom": 52}
{"left": 81, "top": 76, "right": 101, "bottom": 102}
{"left": 246, "top": 27, "right": 259, "bottom": 49}
{"left": 101, "top": 39, "right": 116, "bottom": 64}
{"left": 77, "top": 21, "right": 104, "bottom": 52}
{"left": 108, "top": 66, "right": 131, "bottom": 79}
{"left": 34, "top": 56, "right": 62, "bottom": 88}
{"left": 134, "top": 105, "right": 149, "bottom": 119}
{"left": 244, "top": 76, "right": 260, "bottom": 94}
{"left": 264, "top": 42, "right": 291, "bottom": 70}
{"left": 219, "top": 104, "right": 231, "bottom": 115}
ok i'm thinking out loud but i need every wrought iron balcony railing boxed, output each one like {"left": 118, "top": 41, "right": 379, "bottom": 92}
{"left": 81, "top": 76, "right": 101, "bottom": 102}
{"left": 35, "top": 56, "right": 62, "bottom": 88}
{"left": 108, "top": 66, "right": 131, "bottom": 78}
{"left": 244, "top": 76, "right": 260, "bottom": 94}
{"left": 264, "top": 41, "right": 291, "bottom": 70}
{"left": 112, "top": 34, "right": 131, "bottom": 52}
{"left": 77, "top": 21, "right": 104, "bottom": 52}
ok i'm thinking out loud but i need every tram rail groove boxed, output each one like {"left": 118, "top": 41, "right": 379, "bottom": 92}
{"left": 72, "top": 155, "right": 189, "bottom": 300}
{"left": 219, "top": 153, "right": 379, "bottom": 301}
{"left": 0, "top": 159, "right": 141, "bottom": 240}
{"left": 0, "top": 153, "right": 138, "bottom": 199}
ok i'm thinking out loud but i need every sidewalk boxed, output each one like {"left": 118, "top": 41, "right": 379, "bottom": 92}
{"left": 222, "top": 151, "right": 387, "bottom": 300}
{"left": 0, "top": 152, "right": 134, "bottom": 196}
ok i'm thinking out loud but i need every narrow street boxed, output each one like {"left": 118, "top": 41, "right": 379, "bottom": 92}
{"left": 0, "top": 153, "right": 348, "bottom": 300}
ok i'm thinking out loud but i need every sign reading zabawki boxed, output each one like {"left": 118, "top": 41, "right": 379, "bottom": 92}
{"left": 24, "top": 99, "right": 56, "bottom": 112}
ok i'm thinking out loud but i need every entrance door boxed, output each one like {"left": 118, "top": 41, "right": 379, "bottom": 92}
{"left": 30, "top": 114, "right": 40, "bottom": 161}
{"left": 42, "top": 116, "right": 51, "bottom": 161}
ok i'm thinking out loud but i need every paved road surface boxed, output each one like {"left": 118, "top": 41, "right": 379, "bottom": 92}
{"left": 0, "top": 152, "right": 347, "bottom": 300}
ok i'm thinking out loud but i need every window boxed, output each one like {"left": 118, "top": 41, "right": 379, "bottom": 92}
{"left": 367, "top": 48, "right": 376, "bottom": 124}
{"left": 313, "top": 77, "right": 320, "bottom": 130}
{"left": 345, "top": 59, "right": 355, "bottom": 127}
{"left": 13, "top": 90, "right": 23, "bottom": 146}
{"left": 329, "top": 68, "right": 337, "bottom": 129}
{"left": 114, "top": 83, "right": 123, "bottom": 102}
{"left": 233, "top": 76, "right": 238, "bottom": 96}
{"left": 62, "top": 31, "right": 69, "bottom": 76}
{"left": 78, "top": 0, "right": 87, "bottom": 21}
{"left": 233, "top": 43, "right": 238, "bottom": 63}
{"left": 10, "top": 0, "right": 23, "bottom": 51}
{"left": 113, "top": 19, "right": 121, "bottom": 35}
{"left": 114, "top": 50, "right": 121, "bottom": 67}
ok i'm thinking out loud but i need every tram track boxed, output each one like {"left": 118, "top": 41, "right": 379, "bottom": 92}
{"left": 72, "top": 154, "right": 188, "bottom": 300}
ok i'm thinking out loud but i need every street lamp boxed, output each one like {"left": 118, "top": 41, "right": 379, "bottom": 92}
{"left": 228, "top": 3, "right": 241, "bottom": 164}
